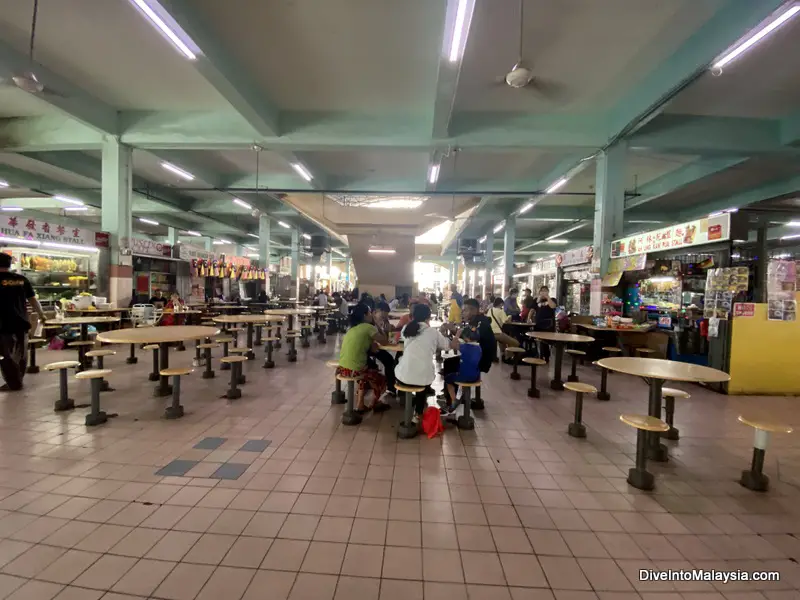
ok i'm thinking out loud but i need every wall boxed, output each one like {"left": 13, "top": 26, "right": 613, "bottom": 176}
{"left": 348, "top": 233, "right": 415, "bottom": 299}
{"left": 728, "top": 293, "right": 800, "bottom": 395}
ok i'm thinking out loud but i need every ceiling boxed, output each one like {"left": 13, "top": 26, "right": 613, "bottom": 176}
{"left": 0, "top": 0, "right": 798, "bottom": 263}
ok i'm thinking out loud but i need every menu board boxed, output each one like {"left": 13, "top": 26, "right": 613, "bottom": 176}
{"left": 704, "top": 267, "right": 749, "bottom": 320}
{"left": 767, "top": 260, "right": 797, "bottom": 322}
{"left": 611, "top": 214, "right": 730, "bottom": 258}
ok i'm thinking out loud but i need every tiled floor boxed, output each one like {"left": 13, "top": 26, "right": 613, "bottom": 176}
{"left": 0, "top": 336, "right": 798, "bottom": 599}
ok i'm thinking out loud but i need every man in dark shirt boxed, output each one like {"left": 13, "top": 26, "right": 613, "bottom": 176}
{"left": 0, "top": 253, "right": 47, "bottom": 391}
{"left": 148, "top": 289, "right": 166, "bottom": 308}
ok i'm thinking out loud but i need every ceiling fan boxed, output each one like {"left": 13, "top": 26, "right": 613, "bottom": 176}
{"left": 0, "top": 0, "right": 66, "bottom": 97}
{"left": 494, "top": 0, "right": 565, "bottom": 99}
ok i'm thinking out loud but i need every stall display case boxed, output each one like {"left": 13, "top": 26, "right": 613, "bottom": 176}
{"left": 8, "top": 248, "right": 96, "bottom": 307}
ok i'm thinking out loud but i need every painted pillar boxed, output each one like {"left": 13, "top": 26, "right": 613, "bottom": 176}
{"left": 204, "top": 237, "right": 213, "bottom": 252}
{"left": 345, "top": 257, "right": 351, "bottom": 287}
{"left": 450, "top": 260, "right": 457, "bottom": 286}
{"left": 593, "top": 142, "right": 627, "bottom": 276}
{"left": 326, "top": 251, "right": 333, "bottom": 292}
{"left": 167, "top": 227, "right": 178, "bottom": 247}
{"left": 502, "top": 216, "right": 516, "bottom": 297}
{"left": 483, "top": 232, "right": 494, "bottom": 298}
{"left": 101, "top": 139, "right": 133, "bottom": 307}
{"left": 290, "top": 229, "right": 299, "bottom": 299}
{"left": 258, "top": 215, "right": 271, "bottom": 294}
{"left": 755, "top": 225, "right": 768, "bottom": 303}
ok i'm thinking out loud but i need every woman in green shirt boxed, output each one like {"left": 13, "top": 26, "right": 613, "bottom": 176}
{"left": 337, "top": 303, "right": 390, "bottom": 413}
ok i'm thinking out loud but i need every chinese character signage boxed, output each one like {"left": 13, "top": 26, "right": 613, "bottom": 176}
{"left": 224, "top": 255, "right": 251, "bottom": 268}
{"left": 610, "top": 214, "right": 730, "bottom": 258}
{"left": 178, "top": 243, "right": 216, "bottom": 263}
{"left": 733, "top": 303, "right": 755, "bottom": 318}
{"left": 126, "top": 237, "right": 172, "bottom": 258}
{"left": 704, "top": 267, "right": 749, "bottom": 320}
{"left": 557, "top": 245, "right": 594, "bottom": 268}
{"left": 607, "top": 254, "right": 647, "bottom": 274}
{"left": 0, "top": 215, "right": 97, "bottom": 247}
{"left": 531, "top": 259, "right": 557, "bottom": 275}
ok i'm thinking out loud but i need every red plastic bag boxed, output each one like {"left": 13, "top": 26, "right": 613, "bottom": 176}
{"left": 421, "top": 406, "right": 445, "bottom": 439}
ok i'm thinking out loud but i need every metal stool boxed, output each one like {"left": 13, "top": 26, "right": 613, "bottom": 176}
{"left": 522, "top": 357, "right": 546, "bottom": 398}
{"left": 564, "top": 382, "right": 596, "bottom": 438}
{"left": 326, "top": 360, "right": 345, "bottom": 404}
{"left": 396, "top": 383, "right": 425, "bottom": 439}
{"left": 44, "top": 360, "right": 80, "bottom": 412}
{"left": 737, "top": 415, "right": 793, "bottom": 492}
{"left": 456, "top": 381, "right": 480, "bottom": 430}
{"left": 85, "top": 349, "right": 116, "bottom": 391}
{"left": 26, "top": 338, "right": 45, "bottom": 374}
{"left": 565, "top": 349, "right": 586, "bottom": 383}
{"left": 75, "top": 369, "right": 113, "bottom": 426}
{"left": 199, "top": 343, "right": 219, "bottom": 379}
{"left": 144, "top": 344, "right": 160, "bottom": 381}
{"left": 126, "top": 343, "right": 138, "bottom": 365}
{"left": 229, "top": 348, "right": 250, "bottom": 383}
{"left": 339, "top": 373, "right": 363, "bottom": 426}
{"left": 505, "top": 347, "right": 526, "bottom": 380}
{"left": 160, "top": 367, "right": 192, "bottom": 419}
{"left": 263, "top": 336, "right": 278, "bottom": 368}
{"left": 661, "top": 387, "right": 690, "bottom": 441}
{"left": 221, "top": 356, "right": 247, "bottom": 399}
{"left": 215, "top": 336, "right": 234, "bottom": 370}
{"left": 620, "top": 414, "right": 669, "bottom": 491}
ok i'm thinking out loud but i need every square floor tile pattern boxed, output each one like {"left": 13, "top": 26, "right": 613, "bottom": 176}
{"left": 0, "top": 339, "right": 799, "bottom": 599}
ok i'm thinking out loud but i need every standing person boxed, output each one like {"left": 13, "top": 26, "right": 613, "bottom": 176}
{"left": 316, "top": 288, "right": 328, "bottom": 308}
{"left": 503, "top": 288, "right": 521, "bottom": 319}
{"left": 0, "top": 253, "right": 47, "bottom": 391}
{"left": 336, "top": 304, "right": 390, "bottom": 413}
{"left": 450, "top": 284, "right": 463, "bottom": 311}
{"left": 428, "top": 293, "right": 439, "bottom": 318}
{"left": 487, "top": 297, "right": 520, "bottom": 356}
{"left": 371, "top": 301, "right": 397, "bottom": 397}
{"left": 520, "top": 289, "right": 535, "bottom": 321}
{"left": 532, "top": 286, "right": 557, "bottom": 361}
{"left": 395, "top": 304, "right": 459, "bottom": 423}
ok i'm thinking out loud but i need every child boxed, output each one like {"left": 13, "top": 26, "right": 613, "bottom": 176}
{"left": 442, "top": 326, "right": 482, "bottom": 413}
{"left": 395, "top": 304, "right": 459, "bottom": 423}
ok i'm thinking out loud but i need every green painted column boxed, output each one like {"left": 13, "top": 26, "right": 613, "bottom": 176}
{"left": 345, "top": 257, "right": 351, "bottom": 287}
{"left": 204, "top": 237, "right": 213, "bottom": 252}
{"left": 326, "top": 251, "right": 333, "bottom": 292}
{"left": 502, "top": 216, "right": 516, "bottom": 297}
{"left": 258, "top": 215, "right": 271, "bottom": 295}
{"left": 101, "top": 139, "right": 133, "bottom": 306}
{"left": 593, "top": 143, "right": 627, "bottom": 276}
{"left": 291, "top": 229, "right": 299, "bottom": 299}
{"left": 483, "top": 231, "right": 494, "bottom": 298}
{"left": 167, "top": 227, "right": 178, "bottom": 246}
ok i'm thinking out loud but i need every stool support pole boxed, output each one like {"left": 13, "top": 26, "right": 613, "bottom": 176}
{"left": 127, "top": 343, "right": 138, "bottom": 364}
{"left": 597, "top": 368, "right": 610, "bottom": 401}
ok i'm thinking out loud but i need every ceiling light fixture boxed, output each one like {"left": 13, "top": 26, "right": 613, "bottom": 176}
{"left": 232, "top": 198, "right": 252, "bottom": 210}
{"left": 246, "top": 253, "right": 260, "bottom": 258}
{"left": 787, "top": 221, "right": 800, "bottom": 227}
{"left": 478, "top": 236, "right": 487, "bottom": 243}
{"left": 545, "top": 239, "right": 569, "bottom": 244}
{"left": 546, "top": 223, "right": 586, "bottom": 240}
{"left": 64, "top": 207, "right": 89, "bottom": 212}
{"left": 368, "top": 247, "right": 396, "bottom": 254}
{"left": 545, "top": 177, "right": 569, "bottom": 194}
{"left": 212, "top": 240, "right": 225, "bottom": 245}
{"left": 366, "top": 199, "right": 425, "bottom": 210}
{"left": 247, "top": 233, "right": 259, "bottom": 239}
{"left": 780, "top": 233, "right": 800, "bottom": 241}
{"left": 712, "top": 5, "right": 800, "bottom": 70}
{"left": 519, "top": 202, "right": 534, "bottom": 214}
{"left": 0, "top": 207, "right": 23, "bottom": 212}
{"left": 54, "top": 195, "right": 84, "bottom": 206}
{"left": 278, "top": 221, "right": 291, "bottom": 229}
{"left": 161, "top": 161, "right": 194, "bottom": 181}
{"left": 428, "top": 164, "right": 440, "bottom": 185}
{"left": 185, "top": 230, "right": 201, "bottom": 237}
{"left": 447, "top": 0, "right": 471, "bottom": 62}
{"left": 128, "top": 0, "right": 198, "bottom": 60}
{"left": 220, "top": 239, "right": 232, "bottom": 244}
{"left": 0, "top": 180, "right": 8, "bottom": 188}
{"left": 138, "top": 217, "right": 160, "bottom": 226}
{"left": 291, "top": 163, "right": 313, "bottom": 182}
{"left": 302, "top": 233, "right": 311, "bottom": 240}
{"left": 42, "top": 242, "right": 100, "bottom": 253}
{"left": 493, "top": 222, "right": 505, "bottom": 234}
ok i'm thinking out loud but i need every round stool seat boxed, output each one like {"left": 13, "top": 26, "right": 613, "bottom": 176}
{"left": 229, "top": 347, "right": 251, "bottom": 354}
{"left": 620, "top": 414, "right": 669, "bottom": 432}
{"left": 221, "top": 356, "right": 248, "bottom": 364}
{"left": 522, "top": 357, "right": 546, "bottom": 366}
{"left": 86, "top": 349, "right": 116, "bottom": 358}
{"left": 75, "top": 369, "right": 112, "bottom": 380}
{"left": 505, "top": 347, "right": 526, "bottom": 354}
{"left": 337, "top": 374, "right": 362, "bottom": 382}
{"left": 737, "top": 415, "right": 793, "bottom": 434}
{"left": 69, "top": 341, "right": 95, "bottom": 347}
{"left": 44, "top": 361, "right": 80, "bottom": 371}
{"left": 325, "top": 360, "right": 339, "bottom": 368}
{"left": 637, "top": 348, "right": 656, "bottom": 355}
{"left": 142, "top": 344, "right": 159, "bottom": 351}
{"left": 262, "top": 337, "right": 280, "bottom": 342}
{"left": 565, "top": 349, "right": 586, "bottom": 356}
{"left": 214, "top": 337, "right": 235, "bottom": 343}
{"left": 563, "top": 382, "right": 596, "bottom": 394}
{"left": 28, "top": 338, "right": 45, "bottom": 345}
{"left": 380, "top": 344, "right": 404, "bottom": 352}
{"left": 198, "top": 343, "right": 219, "bottom": 349}
{"left": 160, "top": 367, "right": 193, "bottom": 377}
{"left": 396, "top": 383, "right": 425, "bottom": 393}
{"left": 662, "top": 388, "right": 691, "bottom": 399}
{"left": 228, "top": 327, "right": 245, "bottom": 332}
{"left": 602, "top": 347, "right": 622, "bottom": 353}
{"left": 456, "top": 381, "right": 481, "bottom": 387}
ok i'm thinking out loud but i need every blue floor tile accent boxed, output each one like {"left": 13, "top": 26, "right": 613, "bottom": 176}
{"left": 210, "top": 463, "right": 249, "bottom": 480}
{"left": 155, "top": 460, "right": 199, "bottom": 477}
{"left": 193, "top": 437, "right": 227, "bottom": 450}
{"left": 240, "top": 439, "right": 271, "bottom": 452}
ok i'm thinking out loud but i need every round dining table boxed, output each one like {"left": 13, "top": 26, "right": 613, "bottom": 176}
{"left": 47, "top": 316, "right": 122, "bottom": 369}
{"left": 213, "top": 314, "right": 285, "bottom": 359}
{"left": 264, "top": 308, "right": 318, "bottom": 356}
{"left": 96, "top": 326, "right": 220, "bottom": 397}
{"left": 526, "top": 331, "right": 595, "bottom": 390}
{"left": 596, "top": 357, "right": 730, "bottom": 462}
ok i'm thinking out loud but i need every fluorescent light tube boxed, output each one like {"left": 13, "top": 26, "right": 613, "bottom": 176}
{"left": 787, "top": 221, "right": 800, "bottom": 227}
{"left": 0, "top": 180, "right": 8, "bottom": 188}
{"left": 64, "top": 207, "right": 89, "bottom": 212}
{"left": 247, "top": 233, "right": 260, "bottom": 239}
{"left": 478, "top": 236, "right": 486, "bottom": 243}
{"left": 212, "top": 240, "right": 225, "bottom": 245}
{"left": 332, "top": 248, "right": 345, "bottom": 256}
{"left": 713, "top": 6, "right": 800, "bottom": 70}
{"left": 428, "top": 164, "right": 440, "bottom": 184}
{"left": 278, "top": 221, "right": 291, "bottom": 229}
{"left": 780, "top": 234, "right": 800, "bottom": 240}
{"left": 0, "top": 207, "right": 23, "bottom": 212}
{"left": 448, "top": 0, "right": 470, "bottom": 62}
{"left": 0, "top": 235, "right": 39, "bottom": 247}
{"left": 220, "top": 239, "right": 232, "bottom": 244}
{"left": 519, "top": 202, "right": 534, "bottom": 214}
{"left": 302, "top": 233, "right": 311, "bottom": 240}
{"left": 42, "top": 242, "right": 99, "bottom": 253}
{"left": 545, "top": 177, "right": 568, "bottom": 194}
{"left": 128, "top": 0, "right": 198, "bottom": 60}
{"left": 369, "top": 248, "right": 396, "bottom": 254}
{"left": 185, "top": 230, "right": 201, "bottom": 237}
{"left": 292, "top": 163, "right": 313, "bottom": 182}
{"left": 493, "top": 222, "right": 505, "bottom": 234}
{"left": 138, "top": 218, "right": 159, "bottom": 226}
{"left": 546, "top": 239, "right": 569, "bottom": 244}
{"left": 232, "top": 198, "right": 252, "bottom": 210}
{"left": 161, "top": 161, "right": 194, "bottom": 181}
{"left": 54, "top": 195, "right": 84, "bottom": 206}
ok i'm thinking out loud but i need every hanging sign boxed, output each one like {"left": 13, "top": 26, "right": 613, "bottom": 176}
{"left": 0, "top": 215, "right": 98, "bottom": 247}
{"left": 127, "top": 237, "right": 172, "bottom": 258}
{"left": 608, "top": 254, "right": 648, "bottom": 273}
{"left": 531, "top": 258, "right": 557, "bottom": 275}
{"left": 611, "top": 213, "right": 730, "bottom": 258}
{"left": 557, "top": 245, "right": 594, "bottom": 268}
{"left": 733, "top": 303, "right": 755, "bottom": 318}
{"left": 179, "top": 244, "right": 216, "bottom": 262}
{"left": 224, "top": 255, "right": 251, "bottom": 268}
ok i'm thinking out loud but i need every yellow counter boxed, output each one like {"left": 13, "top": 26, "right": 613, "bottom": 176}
{"left": 729, "top": 293, "right": 800, "bottom": 395}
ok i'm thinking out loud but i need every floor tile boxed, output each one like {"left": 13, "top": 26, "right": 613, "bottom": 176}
{"left": 110, "top": 557, "right": 176, "bottom": 596}
{"left": 155, "top": 460, "right": 200, "bottom": 477}
{"left": 71, "top": 554, "right": 137, "bottom": 590}
{"left": 195, "top": 565, "right": 255, "bottom": 600}
{"left": 194, "top": 437, "right": 227, "bottom": 450}
{"left": 153, "top": 562, "right": 214, "bottom": 600}
{"left": 211, "top": 463, "right": 250, "bottom": 480}
{"left": 300, "top": 541, "right": 345, "bottom": 574}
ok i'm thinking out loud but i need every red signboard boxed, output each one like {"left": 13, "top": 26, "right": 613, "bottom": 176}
{"left": 94, "top": 232, "right": 110, "bottom": 248}
{"left": 733, "top": 303, "right": 755, "bottom": 318}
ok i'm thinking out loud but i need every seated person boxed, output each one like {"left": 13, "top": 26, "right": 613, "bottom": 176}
{"left": 487, "top": 296, "right": 520, "bottom": 358}
{"left": 148, "top": 289, "right": 167, "bottom": 308}
{"left": 370, "top": 301, "right": 397, "bottom": 395}
{"left": 443, "top": 326, "right": 482, "bottom": 413}
{"left": 336, "top": 304, "right": 390, "bottom": 413}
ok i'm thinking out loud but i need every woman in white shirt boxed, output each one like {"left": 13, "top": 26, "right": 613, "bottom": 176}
{"left": 395, "top": 304, "right": 459, "bottom": 423}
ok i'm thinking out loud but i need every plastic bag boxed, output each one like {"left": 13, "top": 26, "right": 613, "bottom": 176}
{"left": 421, "top": 406, "right": 445, "bottom": 439}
